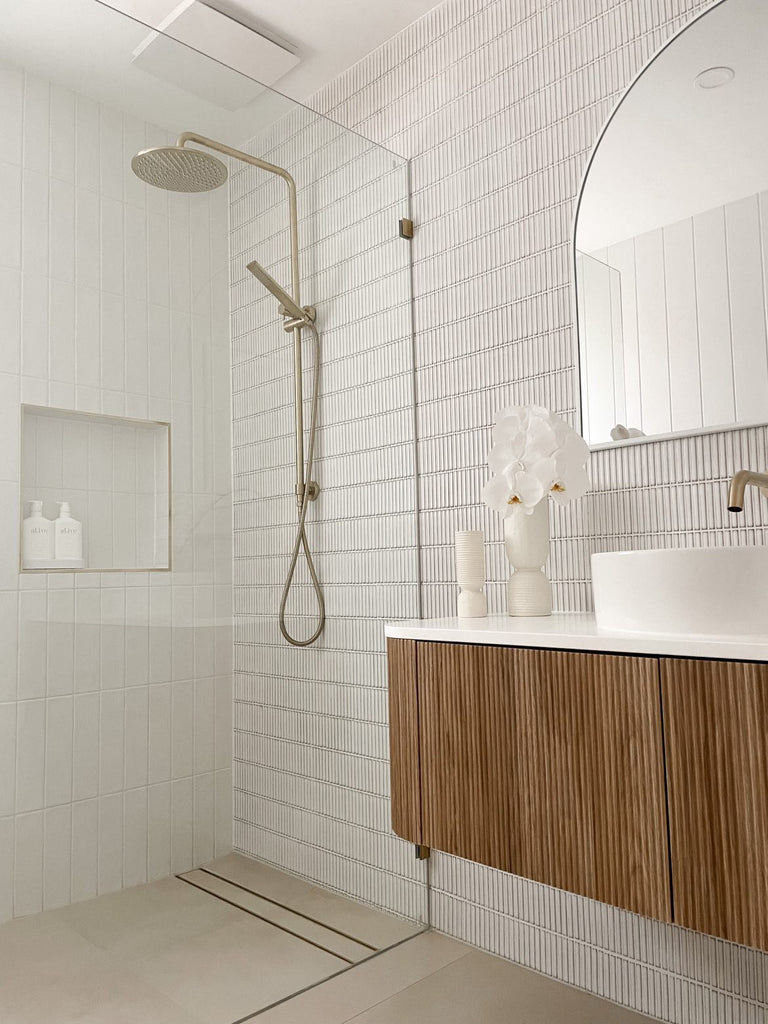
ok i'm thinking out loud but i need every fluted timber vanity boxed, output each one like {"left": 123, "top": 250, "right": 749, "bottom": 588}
{"left": 385, "top": 614, "right": 768, "bottom": 951}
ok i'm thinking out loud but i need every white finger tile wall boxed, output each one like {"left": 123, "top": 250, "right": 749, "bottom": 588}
{"left": 230, "top": 0, "right": 766, "bottom": 1021}
{"left": 228, "top": 118, "right": 428, "bottom": 921}
{"left": 0, "top": 59, "right": 234, "bottom": 920}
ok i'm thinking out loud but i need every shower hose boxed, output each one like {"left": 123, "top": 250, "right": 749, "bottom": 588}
{"left": 279, "top": 320, "right": 326, "bottom": 647}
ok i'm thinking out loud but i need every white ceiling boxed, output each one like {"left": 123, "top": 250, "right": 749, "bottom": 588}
{"left": 102, "top": 0, "right": 442, "bottom": 101}
{"left": 0, "top": 0, "right": 439, "bottom": 142}
{"left": 577, "top": 0, "right": 768, "bottom": 252}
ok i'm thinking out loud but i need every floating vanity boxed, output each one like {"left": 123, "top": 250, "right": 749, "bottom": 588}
{"left": 385, "top": 614, "right": 768, "bottom": 951}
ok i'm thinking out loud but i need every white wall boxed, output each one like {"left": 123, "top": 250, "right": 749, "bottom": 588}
{"left": 582, "top": 187, "right": 768, "bottom": 443}
{"left": 0, "top": 59, "right": 233, "bottom": 921}
{"left": 291, "top": 1, "right": 767, "bottom": 1021}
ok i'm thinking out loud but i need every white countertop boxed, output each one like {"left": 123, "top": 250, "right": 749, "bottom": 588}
{"left": 384, "top": 613, "right": 768, "bottom": 661}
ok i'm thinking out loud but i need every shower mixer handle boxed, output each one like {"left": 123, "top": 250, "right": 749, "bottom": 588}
{"left": 281, "top": 305, "right": 316, "bottom": 332}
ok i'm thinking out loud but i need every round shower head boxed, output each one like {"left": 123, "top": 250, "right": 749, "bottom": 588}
{"left": 131, "top": 145, "right": 228, "bottom": 193}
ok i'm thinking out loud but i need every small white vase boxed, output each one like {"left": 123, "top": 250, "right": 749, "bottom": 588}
{"left": 504, "top": 501, "right": 552, "bottom": 616}
{"left": 455, "top": 530, "right": 487, "bottom": 618}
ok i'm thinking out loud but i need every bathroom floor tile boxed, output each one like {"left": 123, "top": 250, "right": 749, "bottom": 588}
{"left": 203, "top": 852, "right": 422, "bottom": 948}
{"left": 130, "top": 914, "right": 345, "bottom": 1023}
{"left": 48, "top": 876, "right": 239, "bottom": 960}
{"left": 342, "top": 947, "right": 656, "bottom": 1024}
{"left": 255, "top": 931, "right": 469, "bottom": 1024}
{"left": 0, "top": 914, "right": 198, "bottom": 1024}
{"left": 0, "top": 865, "right": 429, "bottom": 1024}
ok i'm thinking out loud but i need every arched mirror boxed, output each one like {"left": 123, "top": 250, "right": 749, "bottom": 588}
{"left": 575, "top": 0, "right": 768, "bottom": 447}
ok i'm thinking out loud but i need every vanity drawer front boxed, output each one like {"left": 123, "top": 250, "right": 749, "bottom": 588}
{"left": 417, "top": 643, "right": 671, "bottom": 921}
{"left": 662, "top": 658, "right": 768, "bottom": 949}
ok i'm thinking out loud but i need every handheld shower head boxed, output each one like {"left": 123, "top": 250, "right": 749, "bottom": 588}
{"left": 131, "top": 145, "right": 228, "bottom": 193}
{"left": 246, "top": 259, "right": 308, "bottom": 322}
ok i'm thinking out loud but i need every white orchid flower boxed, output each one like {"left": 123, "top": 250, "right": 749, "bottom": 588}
{"left": 483, "top": 405, "right": 590, "bottom": 515}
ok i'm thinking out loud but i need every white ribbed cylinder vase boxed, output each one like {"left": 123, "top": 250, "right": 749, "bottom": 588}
{"left": 504, "top": 502, "right": 552, "bottom": 616}
{"left": 455, "top": 530, "right": 487, "bottom": 618}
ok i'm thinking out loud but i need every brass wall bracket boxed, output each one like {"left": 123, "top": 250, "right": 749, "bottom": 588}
{"left": 399, "top": 218, "right": 415, "bottom": 239}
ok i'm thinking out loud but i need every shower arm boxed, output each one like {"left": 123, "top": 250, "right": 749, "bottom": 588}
{"left": 176, "top": 132, "right": 310, "bottom": 507}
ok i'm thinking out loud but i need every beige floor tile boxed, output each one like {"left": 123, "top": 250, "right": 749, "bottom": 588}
{"left": 50, "top": 876, "right": 242, "bottom": 961}
{"left": 205, "top": 853, "right": 421, "bottom": 949}
{"left": 130, "top": 911, "right": 347, "bottom": 1022}
{"left": 0, "top": 915, "right": 199, "bottom": 1024}
{"left": 257, "top": 931, "right": 468, "bottom": 1024}
{"left": 346, "top": 949, "right": 655, "bottom": 1024}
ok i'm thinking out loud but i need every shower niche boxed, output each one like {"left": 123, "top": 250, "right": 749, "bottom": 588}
{"left": 20, "top": 405, "right": 171, "bottom": 572}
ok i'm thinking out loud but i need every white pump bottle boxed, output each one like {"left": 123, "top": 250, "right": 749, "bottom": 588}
{"left": 54, "top": 502, "right": 84, "bottom": 568}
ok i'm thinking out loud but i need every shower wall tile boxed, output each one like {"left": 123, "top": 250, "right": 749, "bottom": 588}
{"left": 228, "top": 117, "right": 426, "bottom": 922}
{"left": 290, "top": 0, "right": 763, "bottom": 1021}
{"left": 0, "top": 59, "right": 233, "bottom": 922}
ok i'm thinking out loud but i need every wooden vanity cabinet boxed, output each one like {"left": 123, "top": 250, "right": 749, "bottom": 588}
{"left": 661, "top": 658, "right": 768, "bottom": 950}
{"left": 388, "top": 639, "right": 672, "bottom": 922}
{"left": 388, "top": 639, "right": 768, "bottom": 949}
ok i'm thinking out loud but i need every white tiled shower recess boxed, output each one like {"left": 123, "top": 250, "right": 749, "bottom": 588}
{"left": 231, "top": 1, "right": 768, "bottom": 1023}
{"left": 229, "top": 112, "right": 426, "bottom": 922}
{"left": 21, "top": 407, "right": 171, "bottom": 570}
{"left": 0, "top": 58, "right": 234, "bottom": 922}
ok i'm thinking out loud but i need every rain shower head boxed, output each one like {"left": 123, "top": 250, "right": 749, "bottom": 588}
{"left": 131, "top": 145, "right": 228, "bottom": 193}
{"left": 247, "top": 259, "right": 307, "bottom": 322}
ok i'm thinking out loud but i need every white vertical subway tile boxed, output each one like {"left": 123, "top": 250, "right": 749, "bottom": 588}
{"left": 97, "top": 791, "right": 123, "bottom": 895}
{"left": 124, "top": 686, "right": 149, "bottom": 790}
{"left": 99, "top": 689, "right": 124, "bottom": 794}
{"left": 0, "top": 63, "right": 24, "bottom": 167}
{"left": 171, "top": 680, "right": 194, "bottom": 779}
{"left": 171, "top": 776, "right": 193, "bottom": 874}
{"left": 0, "top": 374, "right": 20, "bottom": 483}
{"left": 0, "top": 703, "right": 16, "bottom": 816}
{"left": 47, "top": 590, "right": 74, "bottom": 696}
{"left": 0, "top": 267, "right": 22, "bottom": 374}
{"left": 148, "top": 683, "right": 172, "bottom": 784}
{"left": 214, "top": 768, "right": 232, "bottom": 858}
{"left": 123, "top": 786, "right": 148, "bottom": 889}
{"left": 0, "top": 162, "right": 22, "bottom": 271}
{"left": 13, "top": 811, "right": 44, "bottom": 917}
{"left": 73, "top": 692, "right": 100, "bottom": 802}
{"left": 74, "top": 588, "right": 101, "bottom": 693}
{"left": 50, "top": 85, "right": 76, "bottom": 185}
{"left": 0, "top": 818, "right": 13, "bottom": 924}
{"left": 43, "top": 804, "right": 71, "bottom": 910}
{"left": 147, "top": 781, "right": 171, "bottom": 881}
{"left": 193, "top": 771, "right": 215, "bottom": 865}
{"left": 194, "top": 677, "right": 215, "bottom": 774}
{"left": 99, "top": 106, "right": 124, "bottom": 203}
{"left": 22, "top": 75, "right": 49, "bottom": 174}
{"left": 71, "top": 798, "right": 98, "bottom": 903}
{"left": 44, "top": 695, "right": 73, "bottom": 806}
{"left": 15, "top": 698, "right": 45, "bottom": 812}
{"left": 49, "top": 278, "right": 76, "bottom": 384}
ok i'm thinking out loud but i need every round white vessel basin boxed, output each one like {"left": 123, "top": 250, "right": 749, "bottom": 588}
{"left": 591, "top": 547, "right": 768, "bottom": 637}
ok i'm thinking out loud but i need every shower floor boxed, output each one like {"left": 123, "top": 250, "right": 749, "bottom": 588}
{"left": 0, "top": 853, "right": 421, "bottom": 1024}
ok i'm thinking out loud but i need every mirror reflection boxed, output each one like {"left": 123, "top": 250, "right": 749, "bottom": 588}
{"left": 576, "top": 0, "right": 768, "bottom": 446}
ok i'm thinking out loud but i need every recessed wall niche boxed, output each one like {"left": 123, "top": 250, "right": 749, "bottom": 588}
{"left": 20, "top": 406, "right": 171, "bottom": 572}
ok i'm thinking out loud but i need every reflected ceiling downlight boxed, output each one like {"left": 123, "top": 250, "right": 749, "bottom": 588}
{"left": 694, "top": 65, "right": 735, "bottom": 89}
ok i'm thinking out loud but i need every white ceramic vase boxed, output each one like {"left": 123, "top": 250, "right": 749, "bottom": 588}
{"left": 504, "top": 501, "right": 552, "bottom": 616}
{"left": 455, "top": 530, "right": 487, "bottom": 617}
